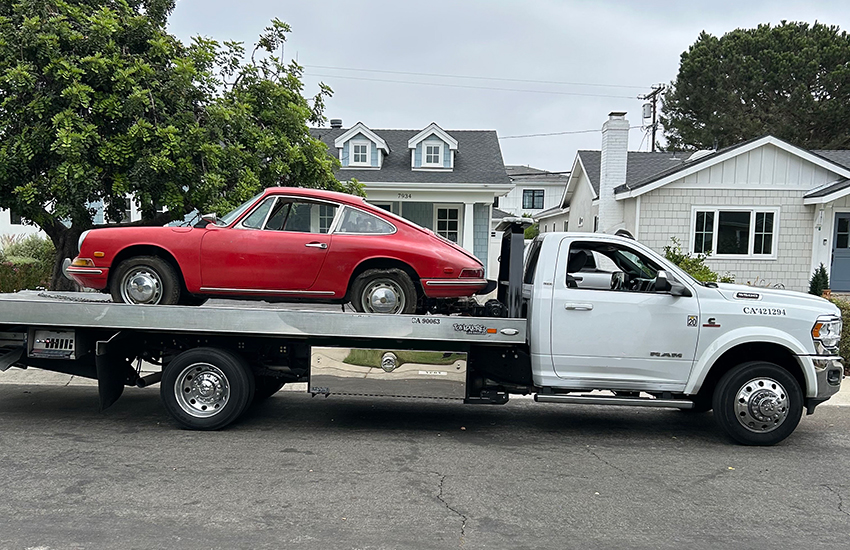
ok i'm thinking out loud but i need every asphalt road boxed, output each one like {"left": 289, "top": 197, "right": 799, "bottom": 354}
{"left": 0, "top": 385, "right": 847, "bottom": 550}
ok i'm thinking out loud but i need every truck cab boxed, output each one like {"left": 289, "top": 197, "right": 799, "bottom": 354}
{"left": 523, "top": 232, "right": 843, "bottom": 445}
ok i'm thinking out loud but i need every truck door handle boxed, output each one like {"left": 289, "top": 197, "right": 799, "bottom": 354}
{"left": 305, "top": 242, "right": 328, "bottom": 249}
{"left": 564, "top": 302, "right": 593, "bottom": 311}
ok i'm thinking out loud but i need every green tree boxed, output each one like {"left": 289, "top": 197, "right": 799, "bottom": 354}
{"left": 662, "top": 22, "right": 850, "bottom": 151}
{"left": 0, "top": 1, "right": 348, "bottom": 289}
{"left": 809, "top": 263, "right": 830, "bottom": 296}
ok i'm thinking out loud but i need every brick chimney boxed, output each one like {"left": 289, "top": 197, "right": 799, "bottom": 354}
{"left": 598, "top": 112, "right": 629, "bottom": 233}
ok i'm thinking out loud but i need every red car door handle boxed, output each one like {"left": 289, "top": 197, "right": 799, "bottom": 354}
{"left": 305, "top": 242, "right": 328, "bottom": 249}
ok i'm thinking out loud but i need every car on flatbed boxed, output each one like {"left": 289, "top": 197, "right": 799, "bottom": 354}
{"left": 66, "top": 187, "right": 489, "bottom": 313}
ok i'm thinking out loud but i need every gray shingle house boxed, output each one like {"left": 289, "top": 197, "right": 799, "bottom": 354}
{"left": 538, "top": 112, "right": 850, "bottom": 292}
{"left": 311, "top": 121, "right": 512, "bottom": 276}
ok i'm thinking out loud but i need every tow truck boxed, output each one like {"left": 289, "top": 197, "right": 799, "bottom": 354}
{"left": 0, "top": 220, "right": 843, "bottom": 445}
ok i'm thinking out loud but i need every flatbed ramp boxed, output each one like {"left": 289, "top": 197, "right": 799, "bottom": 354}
{"left": 0, "top": 291, "right": 526, "bottom": 344}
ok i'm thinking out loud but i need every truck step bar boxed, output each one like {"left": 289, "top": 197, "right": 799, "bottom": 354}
{"left": 535, "top": 393, "right": 695, "bottom": 409}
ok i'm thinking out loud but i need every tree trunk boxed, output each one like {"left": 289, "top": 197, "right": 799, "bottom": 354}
{"left": 48, "top": 226, "right": 84, "bottom": 291}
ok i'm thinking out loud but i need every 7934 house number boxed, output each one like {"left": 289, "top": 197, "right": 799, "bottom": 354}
{"left": 398, "top": 193, "right": 413, "bottom": 199}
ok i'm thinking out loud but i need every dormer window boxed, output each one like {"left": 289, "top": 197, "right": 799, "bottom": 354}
{"left": 352, "top": 141, "right": 370, "bottom": 166}
{"left": 424, "top": 143, "right": 443, "bottom": 166}
{"left": 408, "top": 123, "right": 458, "bottom": 171}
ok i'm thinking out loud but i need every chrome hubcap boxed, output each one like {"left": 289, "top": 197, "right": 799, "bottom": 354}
{"left": 174, "top": 363, "right": 230, "bottom": 418}
{"left": 363, "top": 280, "right": 404, "bottom": 314}
{"left": 734, "top": 377, "right": 789, "bottom": 433}
{"left": 121, "top": 269, "right": 162, "bottom": 304}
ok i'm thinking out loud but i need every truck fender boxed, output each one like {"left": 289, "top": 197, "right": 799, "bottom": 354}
{"left": 685, "top": 327, "right": 814, "bottom": 397}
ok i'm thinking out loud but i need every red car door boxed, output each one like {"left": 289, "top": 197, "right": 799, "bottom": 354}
{"left": 200, "top": 198, "right": 338, "bottom": 294}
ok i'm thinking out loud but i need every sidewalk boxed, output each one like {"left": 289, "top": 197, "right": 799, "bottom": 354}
{"left": 0, "top": 366, "right": 847, "bottom": 405}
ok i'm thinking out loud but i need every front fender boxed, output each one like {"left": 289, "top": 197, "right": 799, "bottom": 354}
{"left": 686, "top": 326, "right": 815, "bottom": 397}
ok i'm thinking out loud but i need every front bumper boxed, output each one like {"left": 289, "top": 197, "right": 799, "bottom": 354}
{"left": 804, "top": 356, "right": 844, "bottom": 414}
{"left": 66, "top": 264, "right": 110, "bottom": 290}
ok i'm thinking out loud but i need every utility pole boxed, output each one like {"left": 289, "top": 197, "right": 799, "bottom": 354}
{"left": 639, "top": 84, "right": 665, "bottom": 152}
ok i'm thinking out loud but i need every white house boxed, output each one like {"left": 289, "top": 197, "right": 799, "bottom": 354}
{"left": 312, "top": 121, "right": 512, "bottom": 277}
{"left": 542, "top": 111, "right": 850, "bottom": 292}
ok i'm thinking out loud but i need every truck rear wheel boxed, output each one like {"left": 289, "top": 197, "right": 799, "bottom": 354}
{"left": 712, "top": 361, "right": 803, "bottom": 446}
{"left": 160, "top": 348, "right": 255, "bottom": 430}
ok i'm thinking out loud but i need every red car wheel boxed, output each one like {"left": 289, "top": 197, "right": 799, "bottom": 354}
{"left": 350, "top": 268, "right": 417, "bottom": 314}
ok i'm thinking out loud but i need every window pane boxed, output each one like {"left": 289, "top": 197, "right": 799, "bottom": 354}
{"left": 242, "top": 198, "right": 275, "bottom": 229}
{"left": 265, "top": 200, "right": 291, "bottom": 230}
{"left": 838, "top": 234, "right": 849, "bottom": 249}
{"left": 336, "top": 207, "right": 392, "bottom": 234}
{"left": 447, "top": 232, "right": 458, "bottom": 242}
{"left": 839, "top": 218, "right": 849, "bottom": 233}
{"left": 448, "top": 210, "right": 458, "bottom": 220}
{"left": 761, "top": 234, "right": 772, "bottom": 254}
{"left": 283, "top": 201, "right": 337, "bottom": 233}
{"left": 717, "top": 211, "right": 750, "bottom": 254}
{"left": 694, "top": 211, "right": 714, "bottom": 254}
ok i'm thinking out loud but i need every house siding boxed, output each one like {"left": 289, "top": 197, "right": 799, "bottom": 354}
{"left": 473, "top": 203, "right": 489, "bottom": 273}
{"left": 401, "top": 202, "right": 433, "bottom": 229}
{"left": 568, "top": 172, "right": 596, "bottom": 232}
{"left": 636, "top": 188, "right": 815, "bottom": 292}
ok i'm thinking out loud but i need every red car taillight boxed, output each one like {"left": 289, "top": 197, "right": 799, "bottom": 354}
{"left": 459, "top": 268, "right": 484, "bottom": 278}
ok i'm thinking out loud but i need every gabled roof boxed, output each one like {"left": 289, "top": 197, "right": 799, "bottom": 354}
{"left": 491, "top": 208, "right": 513, "bottom": 220}
{"left": 535, "top": 204, "right": 570, "bottom": 220}
{"left": 579, "top": 150, "right": 693, "bottom": 196}
{"left": 333, "top": 122, "right": 390, "bottom": 153}
{"left": 312, "top": 127, "right": 510, "bottom": 185}
{"left": 407, "top": 122, "right": 458, "bottom": 150}
{"left": 614, "top": 135, "right": 850, "bottom": 199}
{"left": 505, "top": 165, "right": 570, "bottom": 183}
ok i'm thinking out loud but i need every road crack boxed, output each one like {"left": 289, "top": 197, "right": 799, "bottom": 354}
{"left": 585, "top": 446, "right": 625, "bottom": 473}
{"left": 823, "top": 485, "right": 850, "bottom": 518}
{"left": 435, "top": 473, "right": 467, "bottom": 546}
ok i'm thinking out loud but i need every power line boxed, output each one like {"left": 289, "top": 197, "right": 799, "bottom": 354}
{"left": 305, "top": 72, "right": 640, "bottom": 100}
{"left": 500, "top": 126, "right": 643, "bottom": 140}
{"left": 303, "top": 64, "right": 647, "bottom": 91}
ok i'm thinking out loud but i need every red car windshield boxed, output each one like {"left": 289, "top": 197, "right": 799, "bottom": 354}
{"left": 219, "top": 192, "right": 263, "bottom": 226}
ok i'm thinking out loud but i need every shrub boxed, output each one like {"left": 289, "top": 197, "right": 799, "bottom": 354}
{"left": 809, "top": 263, "right": 829, "bottom": 296}
{"left": 663, "top": 237, "right": 734, "bottom": 283}
{"left": 524, "top": 223, "right": 539, "bottom": 240}
{"left": 0, "top": 234, "right": 54, "bottom": 292}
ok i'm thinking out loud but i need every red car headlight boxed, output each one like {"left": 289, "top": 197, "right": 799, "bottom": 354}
{"left": 459, "top": 268, "right": 484, "bottom": 278}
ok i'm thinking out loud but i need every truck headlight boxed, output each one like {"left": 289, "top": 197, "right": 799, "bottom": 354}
{"left": 812, "top": 315, "right": 842, "bottom": 354}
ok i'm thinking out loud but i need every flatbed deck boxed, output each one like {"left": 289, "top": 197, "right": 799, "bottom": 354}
{"left": 0, "top": 291, "right": 527, "bottom": 345}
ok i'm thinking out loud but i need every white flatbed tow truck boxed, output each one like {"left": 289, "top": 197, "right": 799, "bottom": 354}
{"left": 0, "top": 220, "right": 843, "bottom": 445}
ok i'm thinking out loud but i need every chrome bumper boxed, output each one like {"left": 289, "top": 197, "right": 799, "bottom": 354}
{"left": 805, "top": 356, "right": 844, "bottom": 414}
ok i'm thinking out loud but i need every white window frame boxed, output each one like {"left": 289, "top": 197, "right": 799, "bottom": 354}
{"left": 350, "top": 140, "right": 371, "bottom": 166}
{"left": 433, "top": 204, "right": 462, "bottom": 243}
{"left": 689, "top": 206, "right": 780, "bottom": 260}
{"left": 423, "top": 142, "right": 444, "bottom": 167}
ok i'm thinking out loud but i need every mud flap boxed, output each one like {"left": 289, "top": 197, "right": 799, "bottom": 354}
{"left": 95, "top": 333, "right": 138, "bottom": 411}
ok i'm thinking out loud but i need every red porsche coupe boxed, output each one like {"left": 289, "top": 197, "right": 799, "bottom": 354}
{"left": 67, "top": 188, "right": 489, "bottom": 314}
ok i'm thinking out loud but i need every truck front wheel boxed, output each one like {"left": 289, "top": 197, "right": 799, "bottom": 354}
{"left": 161, "top": 348, "right": 255, "bottom": 430}
{"left": 712, "top": 361, "right": 803, "bottom": 446}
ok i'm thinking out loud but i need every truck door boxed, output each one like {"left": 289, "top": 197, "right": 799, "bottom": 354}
{"left": 549, "top": 238, "right": 700, "bottom": 391}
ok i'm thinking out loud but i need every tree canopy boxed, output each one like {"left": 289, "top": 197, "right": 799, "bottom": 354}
{"left": 0, "top": 0, "right": 349, "bottom": 288}
{"left": 661, "top": 21, "right": 850, "bottom": 151}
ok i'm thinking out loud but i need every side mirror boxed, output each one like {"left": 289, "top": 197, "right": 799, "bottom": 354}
{"left": 201, "top": 213, "right": 218, "bottom": 225}
{"left": 655, "top": 270, "right": 672, "bottom": 292}
{"left": 656, "top": 270, "right": 692, "bottom": 297}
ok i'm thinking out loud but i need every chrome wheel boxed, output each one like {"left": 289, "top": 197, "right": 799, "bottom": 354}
{"left": 174, "top": 362, "right": 230, "bottom": 418}
{"left": 360, "top": 278, "right": 405, "bottom": 314}
{"left": 734, "top": 377, "right": 789, "bottom": 433}
{"left": 119, "top": 268, "right": 163, "bottom": 304}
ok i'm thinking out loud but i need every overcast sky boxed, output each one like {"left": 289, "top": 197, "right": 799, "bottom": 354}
{"left": 167, "top": 0, "right": 850, "bottom": 172}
